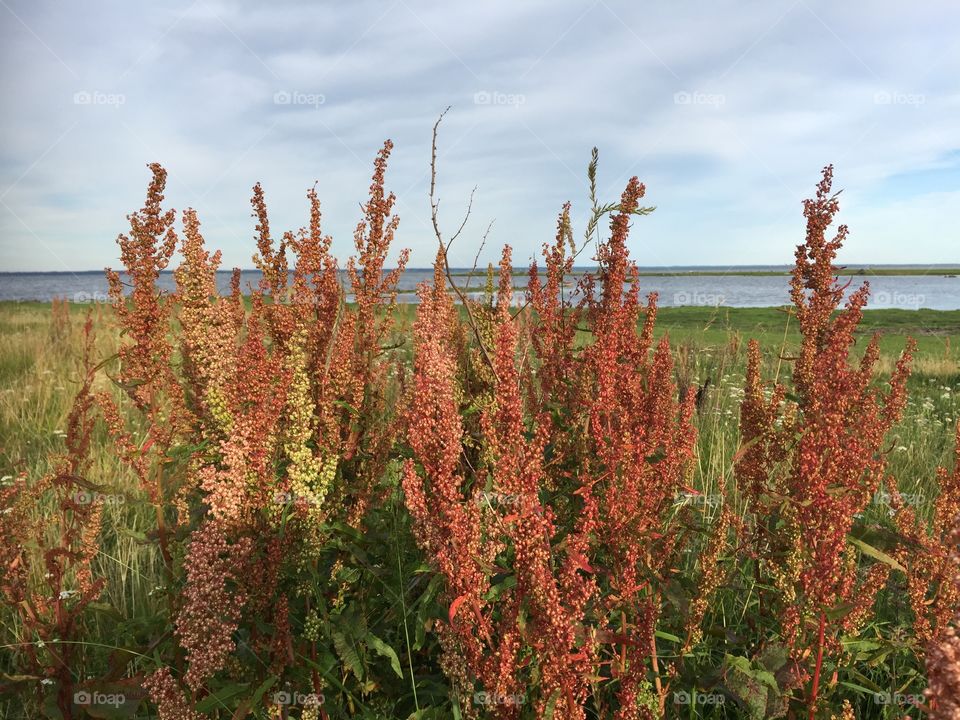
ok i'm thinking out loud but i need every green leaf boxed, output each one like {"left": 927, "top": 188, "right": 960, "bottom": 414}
{"left": 842, "top": 639, "right": 881, "bottom": 653}
{"left": 825, "top": 601, "right": 858, "bottom": 622}
{"left": 195, "top": 683, "right": 249, "bottom": 712}
{"left": 847, "top": 670, "right": 883, "bottom": 694}
{"left": 722, "top": 654, "right": 779, "bottom": 720}
{"left": 366, "top": 632, "right": 403, "bottom": 678}
{"left": 542, "top": 688, "right": 561, "bottom": 719}
{"left": 725, "top": 655, "right": 777, "bottom": 691}
{"left": 847, "top": 536, "right": 906, "bottom": 573}
{"left": 333, "top": 630, "right": 365, "bottom": 681}
{"left": 654, "top": 630, "right": 682, "bottom": 644}
{"left": 116, "top": 527, "right": 149, "bottom": 544}
{"left": 484, "top": 574, "right": 517, "bottom": 602}
{"left": 839, "top": 680, "right": 876, "bottom": 696}
{"left": 868, "top": 647, "right": 894, "bottom": 667}
{"left": 334, "top": 399, "right": 361, "bottom": 416}
{"left": 757, "top": 642, "right": 789, "bottom": 673}
{"left": 251, "top": 676, "right": 279, "bottom": 707}
{"left": 336, "top": 566, "right": 362, "bottom": 584}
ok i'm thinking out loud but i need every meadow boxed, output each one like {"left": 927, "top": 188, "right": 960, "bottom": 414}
{"left": 0, "top": 149, "right": 958, "bottom": 720}
{"left": 4, "top": 301, "right": 955, "bottom": 504}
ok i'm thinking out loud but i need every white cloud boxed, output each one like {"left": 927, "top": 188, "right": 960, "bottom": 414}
{"left": 1, "top": 0, "right": 958, "bottom": 271}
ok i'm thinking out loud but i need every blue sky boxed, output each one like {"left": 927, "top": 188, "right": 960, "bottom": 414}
{"left": 1, "top": 0, "right": 958, "bottom": 271}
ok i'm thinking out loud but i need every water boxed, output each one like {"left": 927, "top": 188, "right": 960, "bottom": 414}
{"left": 1, "top": 267, "right": 959, "bottom": 310}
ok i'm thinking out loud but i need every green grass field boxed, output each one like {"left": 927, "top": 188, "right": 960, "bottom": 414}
{"left": 2, "top": 300, "right": 956, "bottom": 515}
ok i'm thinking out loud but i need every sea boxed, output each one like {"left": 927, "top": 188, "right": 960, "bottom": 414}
{"left": 1, "top": 266, "right": 959, "bottom": 310}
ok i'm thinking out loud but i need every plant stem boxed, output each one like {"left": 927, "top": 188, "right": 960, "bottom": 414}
{"left": 650, "top": 622, "right": 664, "bottom": 715}
{"left": 809, "top": 611, "right": 826, "bottom": 720}
{"left": 395, "top": 502, "right": 420, "bottom": 712}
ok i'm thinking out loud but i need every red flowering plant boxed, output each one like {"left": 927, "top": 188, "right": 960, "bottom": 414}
{"left": 138, "top": 142, "right": 418, "bottom": 718}
{"left": 889, "top": 421, "right": 960, "bottom": 647}
{"left": 0, "top": 143, "right": 423, "bottom": 718}
{"left": 402, "top": 134, "right": 725, "bottom": 718}
{"left": 890, "top": 421, "right": 960, "bottom": 718}
{"left": 921, "top": 436, "right": 960, "bottom": 720}
{"left": 735, "top": 165, "right": 915, "bottom": 717}
{"left": 0, "top": 318, "right": 135, "bottom": 717}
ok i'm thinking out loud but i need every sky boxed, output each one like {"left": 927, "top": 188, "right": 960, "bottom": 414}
{"left": 1, "top": 0, "right": 958, "bottom": 272}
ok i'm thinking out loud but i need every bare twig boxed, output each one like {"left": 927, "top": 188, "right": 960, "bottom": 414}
{"left": 447, "top": 186, "right": 476, "bottom": 248}
{"left": 429, "top": 108, "right": 499, "bottom": 379}
{"left": 509, "top": 299, "right": 531, "bottom": 320}
{"left": 462, "top": 219, "right": 494, "bottom": 293}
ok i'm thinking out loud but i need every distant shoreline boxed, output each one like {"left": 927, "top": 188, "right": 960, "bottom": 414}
{"left": 450, "top": 268, "right": 960, "bottom": 278}
{"left": 2, "top": 265, "right": 959, "bottom": 278}
{"left": 4, "top": 266, "right": 960, "bottom": 307}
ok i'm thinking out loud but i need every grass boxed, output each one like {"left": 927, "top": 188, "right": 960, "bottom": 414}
{"left": 2, "top": 300, "right": 956, "bottom": 481}
{"left": 654, "top": 306, "right": 959, "bottom": 374}
{"left": 3, "top": 299, "right": 955, "bottom": 526}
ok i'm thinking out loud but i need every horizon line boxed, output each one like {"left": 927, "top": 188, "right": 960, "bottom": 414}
{"left": 4, "top": 262, "right": 960, "bottom": 274}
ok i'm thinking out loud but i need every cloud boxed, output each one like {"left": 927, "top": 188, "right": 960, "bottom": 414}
{"left": 1, "top": 0, "right": 958, "bottom": 271}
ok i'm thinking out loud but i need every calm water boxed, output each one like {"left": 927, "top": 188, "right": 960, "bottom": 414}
{"left": 2, "top": 267, "right": 960, "bottom": 310}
